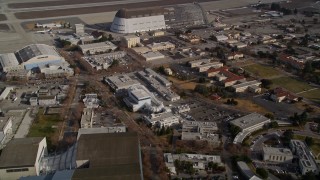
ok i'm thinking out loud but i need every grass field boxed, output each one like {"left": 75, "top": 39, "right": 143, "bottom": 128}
{"left": 243, "top": 64, "right": 281, "bottom": 79}
{"left": 293, "top": 135, "right": 320, "bottom": 159}
{"left": 28, "top": 108, "right": 62, "bottom": 138}
{"left": 299, "top": 89, "right": 320, "bottom": 104}
{"left": 228, "top": 99, "right": 270, "bottom": 114}
{"left": 168, "top": 77, "right": 198, "bottom": 90}
{"left": 271, "top": 77, "right": 313, "bottom": 93}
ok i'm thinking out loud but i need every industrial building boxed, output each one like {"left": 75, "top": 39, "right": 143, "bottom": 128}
{"left": 79, "top": 41, "right": 117, "bottom": 55}
{"left": 110, "top": 7, "right": 166, "bottom": 33}
{"left": 0, "top": 44, "right": 65, "bottom": 72}
{"left": 105, "top": 74, "right": 141, "bottom": 92}
{"left": 164, "top": 153, "right": 222, "bottom": 175}
{"left": 262, "top": 147, "right": 293, "bottom": 163}
{"left": 0, "top": 137, "right": 47, "bottom": 180}
{"left": 290, "top": 140, "right": 319, "bottom": 175}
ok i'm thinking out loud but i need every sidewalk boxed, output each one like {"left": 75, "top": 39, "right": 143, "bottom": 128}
{"left": 14, "top": 110, "right": 33, "bottom": 138}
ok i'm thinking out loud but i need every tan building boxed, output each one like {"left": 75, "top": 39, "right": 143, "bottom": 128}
{"left": 0, "top": 137, "right": 47, "bottom": 180}
{"left": 121, "top": 35, "right": 141, "bottom": 48}
{"left": 263, "top": 147, "right": 293, "bottom": 163}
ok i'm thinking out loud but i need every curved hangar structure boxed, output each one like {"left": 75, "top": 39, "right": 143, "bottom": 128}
{"left": 0, "top": 44, "right": 64, "bottom": 72}
{"left": 110, "top": 7, "right": 166, "bottom": 34}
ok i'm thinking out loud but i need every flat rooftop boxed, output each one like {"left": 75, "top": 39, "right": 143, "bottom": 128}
{"left": 0, "top": 137, "right": 44, "bottom": 168}
{"left": 230, "top": 112, "right": 270, "bottom": 130}
{"left": 263, "top": 147, "right": 293, "bottom": 156}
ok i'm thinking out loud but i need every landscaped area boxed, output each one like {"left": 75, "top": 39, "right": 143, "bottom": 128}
{"left": 271, "top": 77, "right": 313, "bottom": 93}
{"left": 299, "top": 89, "right": 320, "bottom": 104}
{"left": 28, "top": 108, "right": 62, "bottom": 139}
{"left": 242, "top": 63, "right": 281, "bottom": 78}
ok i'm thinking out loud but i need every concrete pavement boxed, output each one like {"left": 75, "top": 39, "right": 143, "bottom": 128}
{"left": 14, "top": 109, "right": 34, "bottom": 138}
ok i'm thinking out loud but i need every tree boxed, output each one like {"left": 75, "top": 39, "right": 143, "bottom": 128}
{"left": 283, "top": 129, "right": 294, "bottom": 142}
{"left": 265, "top": 113, "right": 275, "bottom": 120}
{"left": 261, "top": 79, "right": 273, "bottom": 89}
{"left": 305, "top": 136, "right": 314, "bottom": 146}
{"left": 269, "top": 121, "right": 279, "bottom": 128}
{"left": 194, "top": 84, "right": 209, "bottom": 95}
{"left": 256, "top": 168, "right": 268, "bottom": 179}
{"left": 198, "top": 77, "right": 206, "bottom": 83}
{"left": 110, "top": 59, "right": 119, "bottom": 67}
{"left": 294, "top": 8, "right": 298, "bottom": 15}
{"left": 108, "top": 34, "right": 114, "bottom": 41}
{"left": 230, "top": 125, "right": 241, "bottom": 138}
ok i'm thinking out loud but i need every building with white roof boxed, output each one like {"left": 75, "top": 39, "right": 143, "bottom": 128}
{"left": 83, "top": 94, "right": 99, "bottom": 108}
{"left": 141, "top": 51, "right": 165, "bottom": 61}
{"left": 40, "top": 65, "right": 74, "bottom": 78}
{"left": 79, "top": 41, "right": 117, "bottom": 55}
{"left": 105, "top": 74, "right": 141, "bottom": 92}
{"left": 0, "top": 44, "right": 65, "bottom": 72}
{"left": 0, "top": 117, "right": 13, "bottom": 145}
{"left": 124, "top": 85, "right": 152, "bottom": 112}
{"left": 121, "top": 35, "right": 140, "bottom": 48}
{"left": 0, "top": 87, "right": 14, "bottom": 101}
{"left": 232, "top": 80, "right": 261, "bottom": 93}
{"left": 263, "top": 147, "right": 293, "bottom": 163}
{"left": 143, "top": 111, "right": 180, "bottom": 127}
{"left": 146, "top": 42, "right": 175, "bottom": 51}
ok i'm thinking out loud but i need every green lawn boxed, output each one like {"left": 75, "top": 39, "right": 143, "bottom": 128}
{"left": 243, "top": 64, "right": 281, "bottom": 78}
{"left": 28, "top": 108, "right": 62, "bottom": 137}
{"left": 299, "top": 89, "right": 320, "bottom": 104}
{"left": 271, "top": 77, "right": 313, "bottom": 93}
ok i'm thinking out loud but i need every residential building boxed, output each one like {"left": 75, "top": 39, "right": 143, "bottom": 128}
{"left": 105, "top": 74, "right": 141, "bottom": 92}
{"left": 0, "top": 44, "right": 66, "bottom": 72}
{"left": 262, "top": 147, "right": 293, "bottom": 163}
{"left": 290, "top": 140, "right": 319, "bottom": 175}
{"left": 0, "top": 137, "right": 47, "bottom": 180}
{"left": 121, "top": 35, "right": 141, "bottom": 48}
{"left": 146, "top": 42, "right": 175, "bottom": 51}
{"left": 79, "top": 41, "right": 117, "bottom": 55}
{"left": 0, "top": 117, "right": 13, "bottom": 144}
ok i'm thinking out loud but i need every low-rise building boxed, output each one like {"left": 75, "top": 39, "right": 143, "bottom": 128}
{"left": 232, "top": 80, "right": 261, "bottom": 93}
{"left": 237, "top": 161, "right": 262, "bottom": 180}
{"left": 124, "top": 85, "right": 152, "bottom": 112}
{"left": 121, "top": 35, "right": 140, "bottom": 48}
{"left": 0, "top": 117, "right": 13, "bottom": 145}
{"left": 181, "top": 121, "right": 219, "bottom": 144}
{"left": 270, "top": 87, "right": 298, "bottom": 103}
{"left": 146, "top": 42, "right": 175, "bottom": 51}
{"left": 83, "top": 94, "right": 99, "bottom": 108}
{"left": 105, "top": 74, "right": 141, "bottom": 92}
{"left": 0, "top": 137, "right": 47, "bottom": 180}
{"left": 179, "top": 34, "right": 200, "bottom": 44}
{"left": 207, "top": 67, "right": 245, "bottom": 87}
{"left": 141, "top": 51, "right": 165, "bottom": 61}
{"left": 0, "top": 87, "right": 14, "bottom": 100}
{"left": 29, "top": 97, "right": 38, "bottom": 106}
{"left": 40, "top": 65, "right": 74, "bottom": 78}
{"left": 197, "top": 62, "right": 224, "bottom": 73}
{"left": 38, "top": 95, "right": 57, "bottom": 106}
{"left": 164, "top": 153, "right": 222, "bottom": 174}
{"left": 143, "top": 111, "right": 180, "bottom": 127}
{"left": 79, "top": 41, "right": 117, "bottom": 55}
{"left": 150, "top": 30, "right": 165, "bottom": 37}
{"left": 290, "top": 140, "right": 319, "bottom": 175}
{"left": 189, "top": 59, "right": 211, "bottom": 68}
{"left": 263, "top": 147, "right": 293, "bottom": 163}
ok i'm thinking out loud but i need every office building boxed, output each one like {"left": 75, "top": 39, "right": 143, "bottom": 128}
{"left": 121, "top": 35, "right": 141, "bottom": 48}
{"left": 0, "top": 117, "right": 13, "bottom": 145}
{"left": 79, "top": 41, "right": 117, "bottom": 55}
{"left": 262, "top": 147, "right": 293, "bottom": 163}
{"left": 105, "top": 74, "right": 141, "bottom": 92}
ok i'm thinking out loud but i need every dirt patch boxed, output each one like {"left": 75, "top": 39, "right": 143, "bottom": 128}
{"left": 0, "top": 14, "right": 7, "bottom": 21}
{"left": 15, "top": 0, "right": 215, "bottom": 19}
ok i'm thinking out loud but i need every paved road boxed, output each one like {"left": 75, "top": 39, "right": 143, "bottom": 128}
{"left": 14, "top": 109, "right": 33, "bottom": 138}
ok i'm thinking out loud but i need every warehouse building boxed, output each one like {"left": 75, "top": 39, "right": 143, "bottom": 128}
{"left": 0, "top": 44, "right": 65, "bottom": 72}
{"left": 79, "top": 41, "right": 117, "bottom": 55}
{"left": 0, "top": 137, "right": 47, "bottom": 180}
{"left": 111, "top": 7, "right": 166, "bottom": 34}
{"left": 262, "top": 147, "right": 293, "bottom": 163}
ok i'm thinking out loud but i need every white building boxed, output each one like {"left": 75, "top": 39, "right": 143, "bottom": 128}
{"left": 290, "top": 140, "right": 319, "bottom": 175}
{"left": 75, "top": 24, "right": 85, "bottom": 35}
{"left": 181, "top": 121, "right": 219, "bottom": 144}
{"left": 0, "top": 137, "right": 47, "bottom": 180}
{"left": 143, "top": 111, "right": 180, "bottom": 127}
{"left": 83, "top": 94, "right": 99, "bottom": 108}
{"left": 0, "top": 117, "right": 13, "bottom": 145}
{"left": 105, "top": 74, "right": 141, "bottom": 92}
{"left": 263, "top": 147, "right": 293, "bottom": 163}
{"left": 79, "top": 41, "right": 117, "bottom": 55}
{"left": 123, "top": 85, "right": 152, "bottom": 112}
{"left": 232, "top": 80, "right": 262, "bottom": 93}
{"left": 110, "top": 8, "right": 166, "bottom": 34}
{"left": 146, "top": 42, "right": 175, "bottom": 51}
{"left": 0, "top": 44, "right": 65, "bottom": 72}
{"left": 141, "top": 51, "right": 165, "bottom": 61}
{"left": 40, "top": 65, "right": 74, "bottom": 78}
{"left": 0, "top": 87, "right": 14, "bottom": 100}
{"left": 38, "top": 96, "right": 57, "bottom": 106}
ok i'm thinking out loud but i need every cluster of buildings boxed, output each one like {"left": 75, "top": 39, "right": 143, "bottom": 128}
{"left": 181, "top": 121, "right": 220, "bottom": 145}
{"left": 0, "top": 44, "right": 73, "bottom": 80}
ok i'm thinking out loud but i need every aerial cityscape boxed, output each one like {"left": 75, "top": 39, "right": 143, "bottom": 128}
{"left": 0, "top": 0, "right": 319, "bottom": 179}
